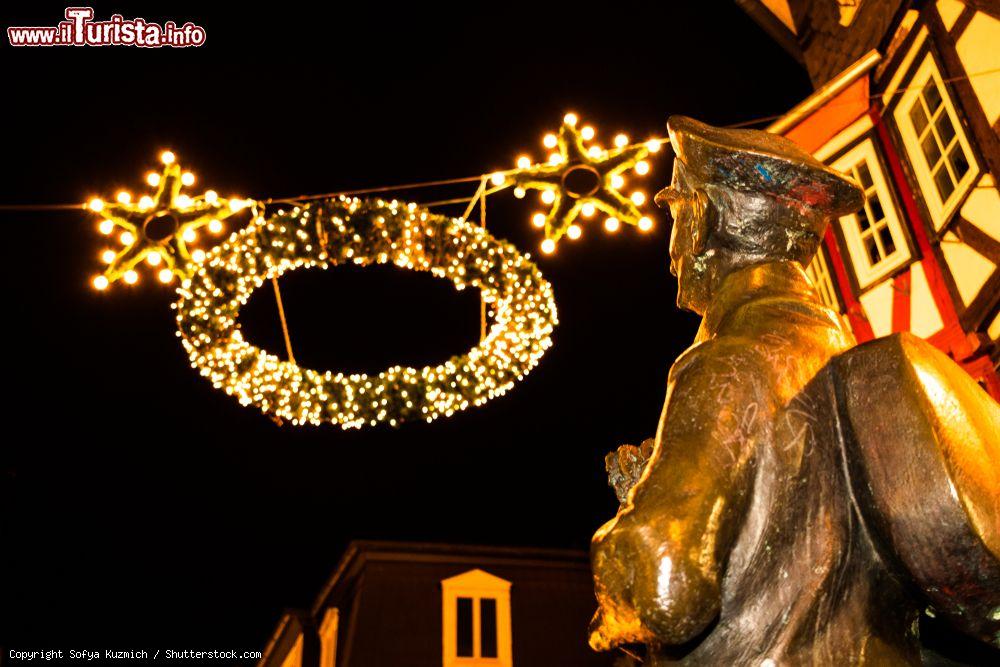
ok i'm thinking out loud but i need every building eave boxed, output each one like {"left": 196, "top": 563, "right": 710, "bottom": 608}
{"left": 258, "top": 609, "right": 315, "bottom": 667}
{"left": 309, "top": 540, "right": 590, "bottom": 617}
{"left": 735, "top": 0, "right": 806, "bottom": 66}
{"left": 767, "top": 49, "right": 883, "bottom": 135}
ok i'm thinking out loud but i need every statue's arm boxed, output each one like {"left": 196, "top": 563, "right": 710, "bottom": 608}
{"left": 591, "top": 339, "right": 766, "bottom": 649}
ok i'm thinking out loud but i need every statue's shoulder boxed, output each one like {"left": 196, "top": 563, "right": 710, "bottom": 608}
{"left": 721, "top": 293, "right": 847, "bottom": 340}
{"left": 670, "top": 334, "right": 773, "bottom": 388}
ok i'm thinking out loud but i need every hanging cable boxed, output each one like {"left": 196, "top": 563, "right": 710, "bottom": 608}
{"left": 271, "top": 276, "right": 296, "bottom": 365}
{"left": 2, "top": 67, "right": 997, "bottom": 213}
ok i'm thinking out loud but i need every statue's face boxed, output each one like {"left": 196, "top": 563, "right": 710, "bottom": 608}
{"left": 657, "top": 162, "right": 714, "bottom": 315}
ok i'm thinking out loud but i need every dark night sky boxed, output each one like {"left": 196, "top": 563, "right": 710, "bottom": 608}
{"left": 0, "top": 1, "right": 813, "bottom": 654}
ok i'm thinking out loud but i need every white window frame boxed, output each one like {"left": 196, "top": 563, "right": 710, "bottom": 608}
{"left": 441, "top": 569, "right": 512, "bottom": 667}
{"left": 805, "top": 247, "right": 840, "bottom": 311}
{"left": 894, "top": 53, "right": 980, "bottom": 230}
{"left": 833, "top": 139, "right": 912, "bottom": 289}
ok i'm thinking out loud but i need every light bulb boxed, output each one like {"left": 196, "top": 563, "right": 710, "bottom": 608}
{"left": 139, "top": 196, "right": 154, "bottom": 210}
{"left": 92, "top": 275, "right": 109, "bottom": 290}
{"left": 635, "top": 161, "right": 650, "bottom": 175}
{"left": 101, "top": 249, "right": 116, "bottom": 264}
{"left": 208, "top": 219, "right": 223, "bottom": 234}
{"left": 88, "top": 198, "right": 104, "bottom": 212}
{"left": 614, "top": 133, "right": 629, "bottom": 148}
{"left": 204, "top": 190, "right": 218, "bottom": 204}
{"left": 543, "top": 133, "right": 558, "bottom": 149}
{"left": 120, "top": 231, "right": 135, "bottom": 245}
{"left": 160, "top": 150, "right": 176, "bottom": 165}
{"left": 191, "top": 249, "right": 206, "bottom": 263}
{"left": 146, "top": 251, "right": 162, "bottom": 266}
{"left": 513, "top": 187, "right": 526, "bottom": 199}
{"left": 567, "top": 224, "right": 582, "bottom": 240}
{"left": 588, "top": 146, "right": 603, "bottom": 158}
{"left": 548, "top": 153, "right": 563, "bottom": 164}
{"left": 638, "top": 216, "right": 653, "bottom": 231}
{"left": 116, "top": 191, "right": 131, "bottom": 204}
{"left": 229, "top": 198, "right": 248, "bottom": 212}
{"left": 646, "top": 140, "right": 662, "bottom": 153}
{"left": 563, "top": 112, "right": 578, "bottom": 126}
{"left": 611, "top": 174, "right": 625, "bottom": 189}
{"left": 175, "top": 194, "right": 192, "bottom": 208}
{"left": 604, "top": 217, "right": 620, "bottom": 232}
{"left": 516, "top": 156, "right": 531, "bottom": 169}
{"left": 581, "top": 202, "right": 596, "bottom": 218}
{"left": 123, "top": 269, "right": 139, "bottom": 284}
{"left": 541, "top": 238, "right": 556, "bottom": 254}
{"left": 541, "top": 190, "right": 556, "bottom": 205}
{"left": 532, "top": 213, "right": 546, "bottom": 228}
{"left": 490, "top": 172, "right": 506, "bottom": 186}
{"left": 158, "top": 268, "right": 173, "bottom": 283}
{"left": 181, "top": 171, "right": 195, "bottom": 186}
{"left": 146, "top": 172, "right": 161, "bottom": 187}
{"left": 581, "top": 125, "right": 595, "bottom": 140}
{"left": 182, "top": 228, "right": 196, "bottom": 243}
{"left": 99, "top": 219, "right": 115, "bottom": 235}
{"left": 631, "top": 191, "right": 646, "bottom": 205}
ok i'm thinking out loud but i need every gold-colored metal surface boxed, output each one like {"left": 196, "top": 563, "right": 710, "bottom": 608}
{"left": 590, "top": 116, "right": 1000, "bottom": 665}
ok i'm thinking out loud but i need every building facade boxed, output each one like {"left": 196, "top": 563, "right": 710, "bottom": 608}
{"left": 258, "top": 541, "right": 619, "bottom": 667}
{"left": 739, "top": 0, "right": 1000, "bottom": 399}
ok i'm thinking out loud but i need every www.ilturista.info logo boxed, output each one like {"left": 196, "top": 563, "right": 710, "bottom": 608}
{"left": 7, "top": 7, "right": 206, "bottom": 47}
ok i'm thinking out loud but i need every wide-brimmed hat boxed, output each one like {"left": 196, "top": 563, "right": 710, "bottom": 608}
{"left": 656, "top": 115, "right": 863, "bottom": 220}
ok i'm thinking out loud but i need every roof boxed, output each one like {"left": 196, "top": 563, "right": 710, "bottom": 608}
{"left": 310, "top": 540, "right": 590, "bottom": 616}
{"left": 737, "top": 0, "right": 908, "bottom": 87}
{"left": 259, "top": 609, "right": 317, "bottom": 667}
{"left": 766, "top": 49, "right": 882, "bottom": 137}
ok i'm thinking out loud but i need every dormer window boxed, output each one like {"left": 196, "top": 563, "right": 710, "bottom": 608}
{"left": 441, "top": 569, "right": 512, "bottom": 667}
{"left": 836, "top": 0, "right": 863, "bottom": 27}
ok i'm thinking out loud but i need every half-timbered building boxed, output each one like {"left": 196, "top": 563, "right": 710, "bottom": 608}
{"left": 738, "top": 0, "right": 1000, "bottom": 398}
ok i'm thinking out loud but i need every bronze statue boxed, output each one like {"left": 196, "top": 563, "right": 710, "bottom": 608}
{"left": 589, "top": 116, "right": 1000, "bottom": 665}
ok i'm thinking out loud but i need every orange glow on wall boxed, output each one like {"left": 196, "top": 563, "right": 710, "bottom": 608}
{"left": 784, "top": 77, "right": 871, "bottom": 153}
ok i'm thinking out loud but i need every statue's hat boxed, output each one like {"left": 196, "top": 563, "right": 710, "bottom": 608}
{"left": 656, "top": 116, "right": 864, "bottom": 223}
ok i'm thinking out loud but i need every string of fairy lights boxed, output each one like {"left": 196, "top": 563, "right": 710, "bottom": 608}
{"left": 490, "top": 113, "right": 660, "bottom": 254}
{"left": 80, "top": 113, "right": 663, "bottom": 291}
{"left": 87, "top": 150, "right": 252, "bottom": 289}
{"left": 28, "top": 111, "right": 663, "bottom": 428}
{"left": 176, "top": 197, "right": 557, "bottom": 428}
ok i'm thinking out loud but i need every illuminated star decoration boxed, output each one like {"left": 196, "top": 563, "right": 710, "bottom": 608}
{"left": 499, "top": 113, "right": 661, "bottom": 254}
{"left": 88, "top": 150, "right": 250, "bottom": 290}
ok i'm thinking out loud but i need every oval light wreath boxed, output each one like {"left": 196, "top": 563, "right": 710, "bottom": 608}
{"left": 175, "top": 197, "right": 558, "bottom": 429}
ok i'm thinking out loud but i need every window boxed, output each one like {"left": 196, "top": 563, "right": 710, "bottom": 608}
{"left": 441, "top": 569, "right": 512, "bottom": 667}
{"left": 894, "top": 54, "right": 980, "bottom": 230}
{"left": 832, "top": 139, "right": 912, "bottom": 289}
{"left": 319, "top": 607, "right": 339, "bottom": 667}
{"left": 805, "top": 246, "right": 840, "bottom": 311}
